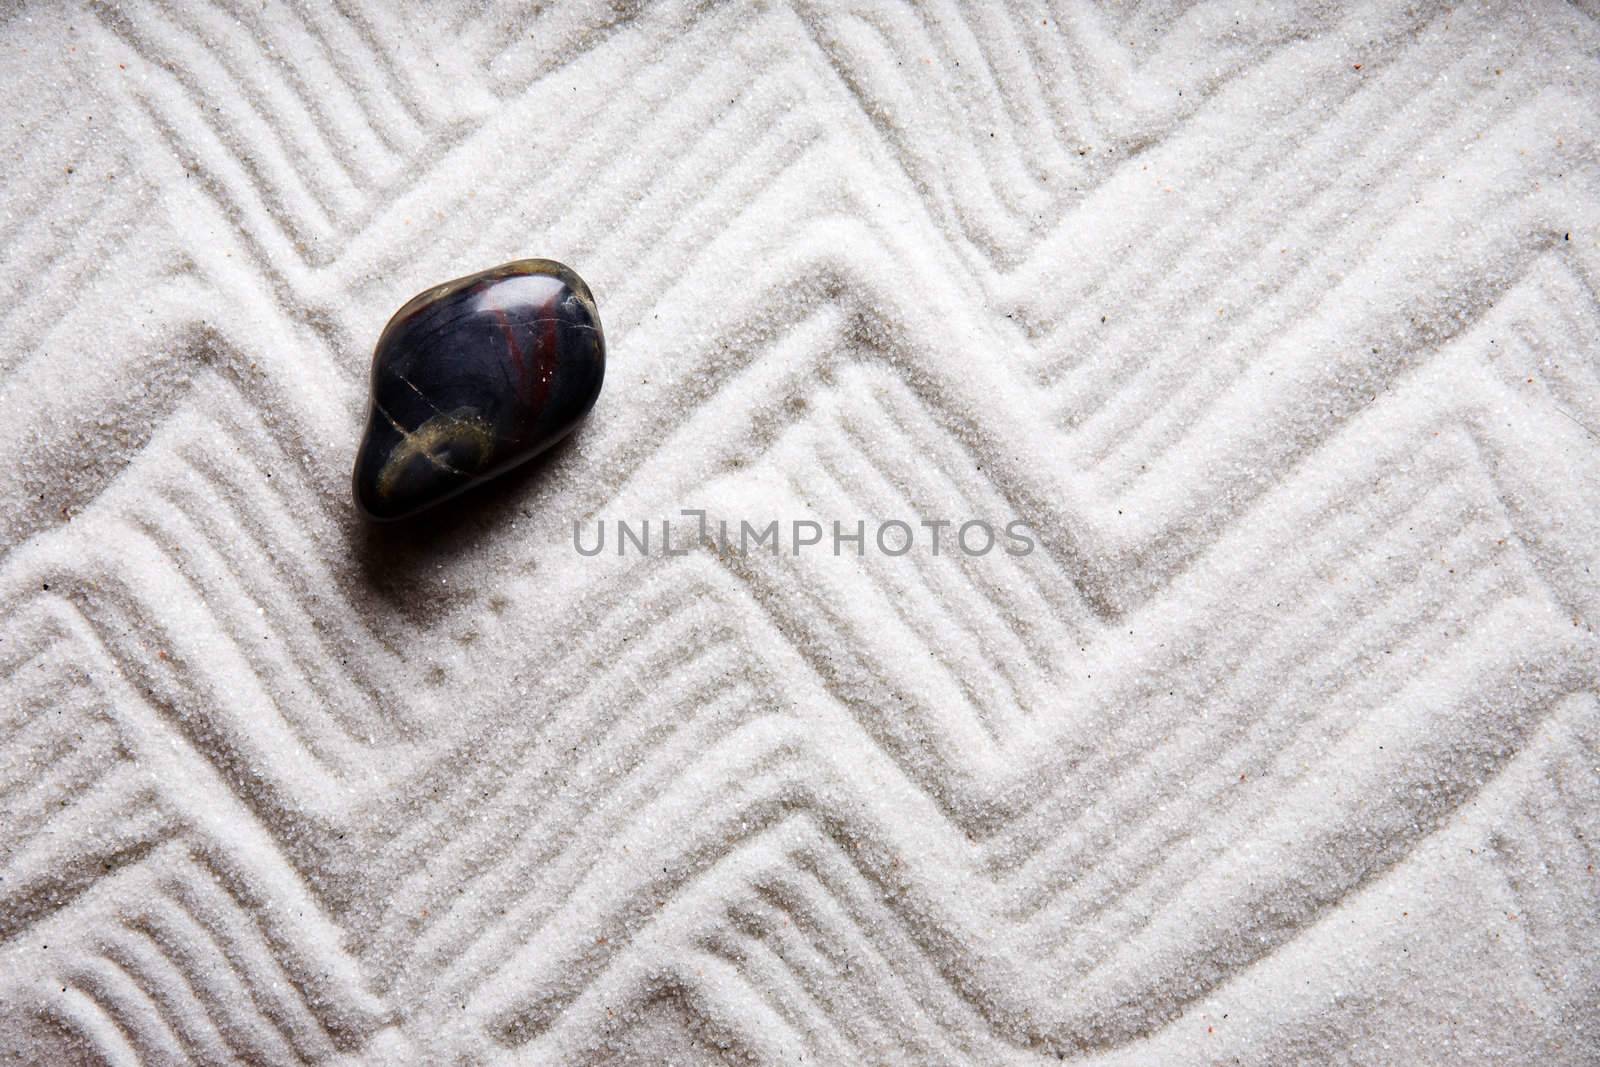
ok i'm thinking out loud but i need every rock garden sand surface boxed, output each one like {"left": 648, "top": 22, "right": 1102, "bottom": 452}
{"left": 2, "top": 1, "right": 1599, "bottom": 1063}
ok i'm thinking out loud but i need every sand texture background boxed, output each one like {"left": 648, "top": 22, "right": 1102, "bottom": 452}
{"left": 3, "top": 1, "right": 1600, "bottom": 1063}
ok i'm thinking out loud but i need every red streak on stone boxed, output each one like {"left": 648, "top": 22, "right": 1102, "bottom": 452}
{"left": 529, "top": 291, "right": 558, "bottom": 415}
{"left": 491, "top": 305, "right": 529, "bottom": 404}
{"left": 489, "top": 286, "right": 559, "bottom": 421}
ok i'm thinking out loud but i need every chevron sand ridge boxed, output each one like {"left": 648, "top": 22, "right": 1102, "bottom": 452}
{"left": 3, "top": 0, "right": 1600, "bottom": 1063}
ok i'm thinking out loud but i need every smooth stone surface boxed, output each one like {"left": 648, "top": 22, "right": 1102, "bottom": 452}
{"left": 352, "top": 259, "right": 604, "bottom": 521}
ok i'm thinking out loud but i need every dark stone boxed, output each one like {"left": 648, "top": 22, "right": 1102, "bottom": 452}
{"left": 352, "top": 259, "right": 604, "bottom": 521}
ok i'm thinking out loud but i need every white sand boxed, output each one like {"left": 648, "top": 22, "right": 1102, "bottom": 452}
{"left": 2, "top": 1, "right": 1599, "bottom": 1063}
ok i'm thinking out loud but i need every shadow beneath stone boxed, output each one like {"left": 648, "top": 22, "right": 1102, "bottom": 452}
{"left": 349, "top": 432, "right": 580, "bottom": 621}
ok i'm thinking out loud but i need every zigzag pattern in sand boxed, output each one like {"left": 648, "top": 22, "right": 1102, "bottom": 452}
{"left": 2, "top": 0, "right": 1598, "bottom": 1062}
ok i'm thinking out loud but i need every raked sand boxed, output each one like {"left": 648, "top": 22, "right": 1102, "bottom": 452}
{"left": 2, "top": 1, "right": 1599, "bottom": 1063}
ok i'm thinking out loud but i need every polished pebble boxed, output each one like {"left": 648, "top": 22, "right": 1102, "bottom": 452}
{"left": 352, "top": 259, "right": 604, "bottom": 521}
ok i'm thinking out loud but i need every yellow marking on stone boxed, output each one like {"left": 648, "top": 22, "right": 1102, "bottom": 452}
{"left": 374, "top": 408, "right": 497, "bottom": 500}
